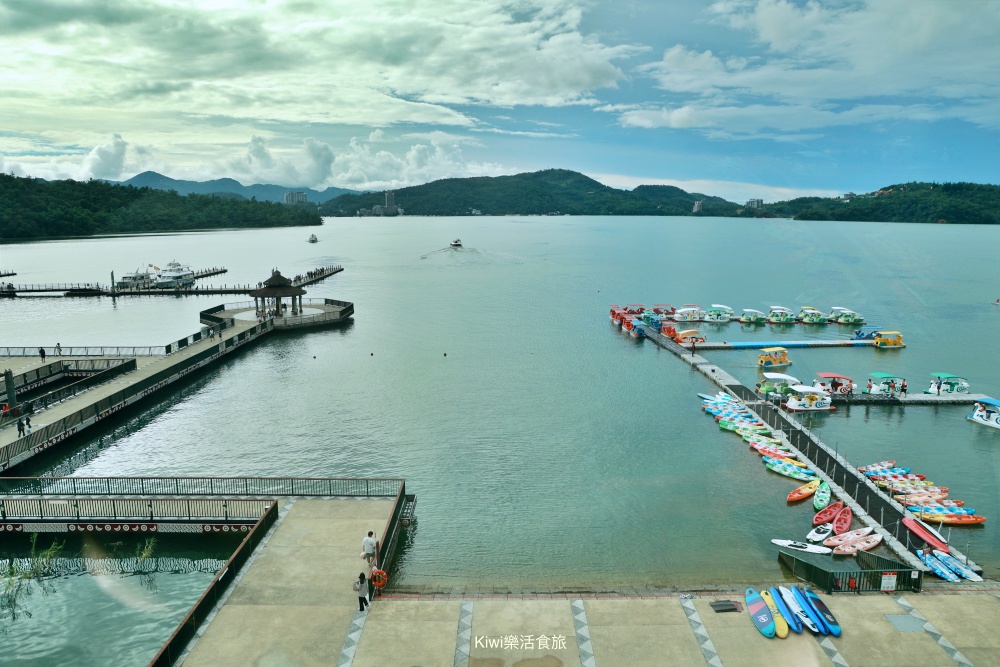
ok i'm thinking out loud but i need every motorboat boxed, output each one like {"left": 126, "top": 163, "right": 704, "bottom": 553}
{"left": 967, "top": 398, "right": 1000, "bottom": 429}
{"left": 798, "top": 306, "right": 829, "bottom": 324}
{"left": 829, "top": 306, "right": 865, "bottom": 325}
{"left": 739, "top": 308, "right": 767, "bottom": 324}
{"left": 758, "top": 346, "right": 791, "bottom": 368}
{"left": 759, "top": 372, "right": 800, "bottom": 397}
{"left": 873, "top": 330, "right": 905, "bottom": 349}
{"left": 154, "top": 261, "right": 195, "bottom": 288}
{"left": 812, "top": 372, "right": 857, "bottom": 395}
{"left": 308, "top": 234, "right": 318, "bottom": 243}
{"left": 863, "top": 373, "right": 905, "bottom": 395}
{"left": 703, "top": 304, "right": 734, "bottom": 322}
{"left": 767, "top": 306, "right": 797, "bottom": 324}
{"left": 672, "top": 306, "right": 705, "bottom": 322}
{"left": 784, "top": 385, "right": 834, "bottom": 412}
{"left": 450, "top": 239, "right": 463, "bottom": 248}
{"left": 116, "top": 266, "right": 157, "bottom": 290}
{"left": 925, "top": 373, "right": 970, "bottom": 395}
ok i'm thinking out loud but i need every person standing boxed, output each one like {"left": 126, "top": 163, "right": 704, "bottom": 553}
{"left": 888, "top": 379, "right": 896, "bottom": 397}
{"left": 24, "top": 415, "right": 31, "bottom": 433}
{"left": 362, "top": 531, "right": 378, "bottom": 567}
{"left": 353, "top": 573, "right": 370, "bottom": 612}
{"left": 936, "top": 377, "right": 942, "bottom": 395}
{"left": 55, "top": 343, "right": 62, "bottom": 356}
{"left": 16, "top": 417, "right": 25, "bottom": 438}
{"left": 866, "top": 378, "right": 873, "bottom": 393}
{"left": 38, "top": 347, "right": 46, "bottom": 362}
{"left": 690, "top": 340, "right": 696, "bottom": 356}
{"left": 900, "top": 379, "right": 908, "bottom": 397}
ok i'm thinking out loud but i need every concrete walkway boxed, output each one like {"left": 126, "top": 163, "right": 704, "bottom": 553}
{"left": 177, "top": 498, "right": 1000, "bottom": 667}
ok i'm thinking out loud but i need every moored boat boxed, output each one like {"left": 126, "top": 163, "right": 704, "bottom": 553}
{"left": 704, "top": 304, "right": 734, "bottom": 322}
{"left": 739, "top": 308, "right": 767, "bottom": 324}
{"left": 116, "top": 266, "right": 157, "bottom": 290}
{"left": 767, "top": 305, "right": 797, "bottom": 324}
{"left": 672, "top": 306, "right": 704, "bottom": 322}
{"left": 784, "top": 385, "right": 833, "bottom": 412}
{"left": 812, "top": 372, "right": 857, "bottom": 395}
{"left": 798, "top": 306, "right": 829, "bottom": 324}
{"left": 863, "top": 372, "right": 905, "bottom": 395}
{"left": 833, "top": 533, "right": 883, "bottom": 555}
{"left": 873, "top": 330, "right": 906, "bottom": 349}
{"left": 759, "top": 372, "right": 800, "bottom": 397}
{"left": 925, "top": 373, "right": 970, "bottom": 394}
{"left": 829, "top": 306, "right": 865, "bottom": 324}
{"left": 154, "top": 261, "right": 195, "bottom": 288}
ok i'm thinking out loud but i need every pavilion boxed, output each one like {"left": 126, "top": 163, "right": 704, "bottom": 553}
{"left": 248, "top": 270, "right": 306, "bottom": 317}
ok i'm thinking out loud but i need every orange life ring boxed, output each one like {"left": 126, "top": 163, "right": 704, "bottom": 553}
{"left": 371, "top": 568, "right": 387, "bottom": 588}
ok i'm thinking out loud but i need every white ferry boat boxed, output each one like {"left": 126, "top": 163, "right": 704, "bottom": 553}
{"left": 116, "top": 266, "right": 157, "bottom": 290}
{"left": 155, "top": 261, "right": 195, "bottom": 288}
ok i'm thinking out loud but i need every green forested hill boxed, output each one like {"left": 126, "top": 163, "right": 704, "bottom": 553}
{"left": 0, "top": 174, "right": 321, "bottom": 240}
{"left": 319, "top": 169, "right": 739, "bottom": 217}
{"left": 764, "top": 182, "right": 1000, "bottom": 224}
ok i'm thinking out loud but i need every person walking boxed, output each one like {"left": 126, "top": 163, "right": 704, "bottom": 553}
{"left": 38, "top": 347, "right": 46, "bottom": 362}
{"left": 24, "top": 415, "right": 31, "bottom": 434}
{"left": 690, "top": 340, "right": 696, "bottom": 356}
{"left": 55, "top": 343, "right": 62, "bottom": 356}
{"left": 362, "top": 531, "right": 378, "bottom": 567}
{"left": 888, "top": 379, "right": 896, "bottom": 397}
{"left": 16, "top": 417, "right": 25, "bottom": 438}
{"left": 900, "top": 379, "right": 908, "bottom": 397}
{"left": 353, "top": 573, "right": 370, "bottom": 612}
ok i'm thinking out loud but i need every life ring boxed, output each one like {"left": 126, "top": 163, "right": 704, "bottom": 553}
{"left": 371, "top": 568, "right": 388, "bottom": 588}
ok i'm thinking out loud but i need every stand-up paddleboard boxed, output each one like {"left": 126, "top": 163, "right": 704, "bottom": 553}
{"left": 933, "top": 550, "right": 983, "bottom": 582}
{"left": 916, "top": 549, "right": 960, "bottom": 582}
{"left": 800, "top": 587, "right": 841, "bottom": 637}
{"left": 902, "top": 516, "right": 949, "bottom": 553}
{"left": 759, "top": 589, "right": 789, "bottom": 638}
{"left": 769, "top": 586, "right": 802, "bottom": 633}
{"left": 778, "top": 585, "right": 819, "bottom": 634}
{"left": 771, "top": 539, "right": 832, "bottom": 554}
{"left": 806, "top": 523, "right": 833, "bottom": 542}
{"left": 745, "top": 588, "right": 776, "bottom": 638}
{"left": 791, "top": 585, "right": 829, "bottom": 635}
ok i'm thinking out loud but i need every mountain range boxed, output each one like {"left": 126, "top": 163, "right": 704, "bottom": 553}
{"left": 114, "top": 171, "right": 355, "bottom": 204}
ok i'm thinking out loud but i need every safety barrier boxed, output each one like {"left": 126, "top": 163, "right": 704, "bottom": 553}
{"left": 0, "top": 497, "right": 272, "bottom": 522}
{"left": 0, "top": 476, "right": 405, "bottom": 497}
{"left": 778, "top": 548, "right": 922, "bottom": 594}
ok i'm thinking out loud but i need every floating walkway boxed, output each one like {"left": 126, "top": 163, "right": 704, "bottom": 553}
{"left": 0, "top": 270, "right": 15, "bottom": 278}
{"left": 639, "top": 325, "right": 982, "bottom": 579}
{"left": 0, "top": 266, "right": 343, "bottom": 298}
{"left": 693, "top": 339, "right": 874, "bottom": 350}
{"left": 833, "top": 393, "right": 987, "bottom": 406}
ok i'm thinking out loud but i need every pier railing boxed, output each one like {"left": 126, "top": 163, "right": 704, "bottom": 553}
{"left": 0, "top": 476, "right": 405, "bottom": 497}
{"left": 778, "top": 549, "right": 922, "bottom": 594}
{"left": 0, "top": 346, "right": 165, "bottom": 357}
{"left": 149, "top": 501, "right": 279, "bottom": 667}
{"left": 0, "top": 497, "right": 273, "bottom": 522}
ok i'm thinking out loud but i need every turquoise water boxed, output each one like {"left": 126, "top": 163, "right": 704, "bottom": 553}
{"left": 2, "top": 217, "right": 999, "bottom": 599}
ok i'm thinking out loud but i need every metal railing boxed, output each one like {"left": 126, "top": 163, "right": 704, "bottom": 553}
{"left": 0, "top": 476, "right": 405, "bottom": 497}
{"left": 0, "top": 346, "right": 165, "bottom": 357}
{"left": 778, "top": 549, "right": 921, "bottom": 594}
{"left": 0, "top": 497, "right": 272, "bottom": 522}
{"left": 148, "top": 501, "right": 279, "bottom": 667}
{"left": 0, "top": 283, "right": 104, "bottom": 292}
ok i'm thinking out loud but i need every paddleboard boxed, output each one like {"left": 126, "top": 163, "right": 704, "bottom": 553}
{"left": 768, "top": 586, "right": 802, "bottom": 633}
{"left": 759, "top": 589, "right": 789, "bottom": 638}
{"left": 806, "top": 523, "right": 833, "bottom": 542}
{"left": 932, "top": 550, "right": 984, "bottom": 582}
{"left": 915, "top": 549, "right": 960, "bottom": 583}
{"left": 792, "top": 585, "right": 830, "bottom": 635}
{"left": 778, "top": 585, "right": 819, "bottom": 634}
{"left": 771, "top": 539, "right": 832, "bottom": 554}
{"left": 744, "top": 588, "right": 776, "bottom": 638}
{"left": 902, "top": 516, "right": 949, "bottom": 553}
{"left": 800, "top": 587, "right": 842, "bottom": 637}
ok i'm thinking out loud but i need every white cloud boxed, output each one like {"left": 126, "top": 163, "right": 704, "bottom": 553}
{"left": 81, "top": 133, "right": 129, "bottom": 179}
{"left": 630, "top": 0, "right": 1000, "bottom": 136}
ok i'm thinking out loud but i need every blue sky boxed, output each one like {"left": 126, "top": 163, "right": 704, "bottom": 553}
{"left": 1, "top": 0, "right": 998, "bottom": 202}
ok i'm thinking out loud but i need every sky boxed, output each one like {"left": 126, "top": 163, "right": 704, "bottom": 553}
{"left": 2, "top": 0, "right": 999, "bottom": 203}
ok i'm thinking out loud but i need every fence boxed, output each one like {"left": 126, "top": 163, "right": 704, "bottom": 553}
{"left": 0, "top": 497, "right": 273, "bottom": 522}
{"left": 778, "top": 549, "right": 922, "bottom": 594}
{"left": 0, "top": 476, "right": 405, "bottom": 497}
{"left": 0, "top": 346, "right": 165, "bottom": 357}
{"left": 148, "top": 501, "right": 279, "bottom": 667}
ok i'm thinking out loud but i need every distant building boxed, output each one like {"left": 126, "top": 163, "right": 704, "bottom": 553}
{"left": 471, "top": 209, "right": 482, "bottom": 216}
{"left": 692, "top": 201, "right": 703, "bottom": 213}
{"left": 382, "top": 190, "right": 398, "bottom": 216}
{"left": 842, "top": 192, "right": 856, "bottom": 200}
{"left": 284, "top": 191, "right": 308, "bottom": 205}
{"left": 373, "top": 204, "right": 384, "bottom": 216}
{"left": 745, "top": 198, "right": 763, "bottom": 209}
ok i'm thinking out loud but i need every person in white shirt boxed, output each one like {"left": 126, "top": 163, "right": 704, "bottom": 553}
{"left": 362, "top": 531, "right": 377, "bottom": 567}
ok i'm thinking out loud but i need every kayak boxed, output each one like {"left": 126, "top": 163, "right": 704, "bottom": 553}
{"left": 870, "top": 473, "right": 927, "bottom": 482}
{"left": 823, "top": 526, "right": 873, "bottom": 547}
{"left": 765, "top": 462, "right": 816, "bottom": 482}
{"left": 833, "top": 533, "right": 883, "bottom": 555}
{"left": 915, "top": 548, "right": 960, "bottom": 582}
{"left": 894, "top": 492, "right": 949, "bottom": 503}
{"left": 905, "top": 497, "right": 963, "bottom": 507}
{"left": 814, "top": 501, "right": 845, "bottom": 526}
{"left": 933, "top": 550, "right": 984, "bottom": 582}
{"left": 832, "top": 505, "right": 853, "bottom": 534}
{"left": 761, "top": 456, "right": 815, "bottom": 473}
{"left": 771, "top": 539, "right": 832, "bottom": 554}
{"left": 862, "top": 467, "right": 910, "bottom": 477}
{"left": 916, "top": 514, "right": 986, "bottom": 525}
{"left": 806, "top": 523, "right": 833, "bottom": 542}
{"left": 858, "top": 460, "right": 896, "bottom": 472}
{"left": 759, "top": 589, "right": 789, "bottom": 639}
{"left": 907, "top": 505, "right": 976, "bottom": 515}
{"left": 787, "top": 479, "right": 821, "bottom": 502}
{"left": 813, "top": 482, "right": 832, "bottom": 511}
{"left": 902, "top": 517, "right": 949, "bottom": 553}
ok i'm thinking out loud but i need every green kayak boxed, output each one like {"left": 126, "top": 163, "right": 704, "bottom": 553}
{"left": 765, "top": 461, "right": 815, "bottom": 482}
{"left": 813, "top": 481, "right": 832, "bottom": 510}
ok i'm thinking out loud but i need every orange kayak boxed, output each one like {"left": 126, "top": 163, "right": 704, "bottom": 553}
{"left": 787, "top": 479, "right": 820, "bottom": 502}
{"left": 916, "top": 514, "right": 986, "bottom": 525}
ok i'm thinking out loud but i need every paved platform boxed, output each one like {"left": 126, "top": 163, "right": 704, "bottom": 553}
{"left": 175, "top": 498, "right": 1000, "bottom": 667}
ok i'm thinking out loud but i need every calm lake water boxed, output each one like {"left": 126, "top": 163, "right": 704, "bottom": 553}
{"left": 2, "top": 216, "right": 1000, "bottom": 657}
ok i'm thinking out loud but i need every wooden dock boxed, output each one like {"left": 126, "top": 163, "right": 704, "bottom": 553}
{"left": 0, "top": 270, "right": 15, "bottom": 278}
{"left": 691, "top": 339, "right": 875, "bottom": 350}
{"left": 636, "top": 323, "right": 982, "bottom": 575}
{"left": 0, "top": 265, "right": 342, "bottom": 298}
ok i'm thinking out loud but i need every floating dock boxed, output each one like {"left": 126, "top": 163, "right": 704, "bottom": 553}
{"left": 692, "top": 339, "right": 874, "bottom": 349}
{"left": 0, "top": 298, "right": 353, "bottom": 469}
{"left": 0, "top": 270, "right": 15, "bottom": 278}
{"left": 638, "top": 324, "right": 982, "bottom": 577}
